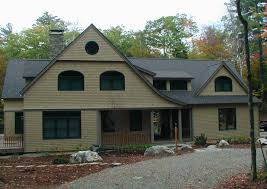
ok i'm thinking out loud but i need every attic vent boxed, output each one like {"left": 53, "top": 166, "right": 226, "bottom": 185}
{"left": 85, "top": 41, "right": 99, "bottom": 55}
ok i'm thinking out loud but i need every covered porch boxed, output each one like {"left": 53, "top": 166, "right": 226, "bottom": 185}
{"left": 100, "top": 108, "right": 192, "bottom": 146}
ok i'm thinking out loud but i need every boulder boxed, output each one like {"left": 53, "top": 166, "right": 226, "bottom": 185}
{"left": 180, "top": 144, "right": 193, "bottom": 151}
{"left": 70, "top": 150, "right": 103, "bottom": 164}
{"left": 218, "top": 140, "right": 230, "bottom": 148}
{"left": 207, "top": 145, "right": 217, "bottom": 149}
{"left": 144, "top": 145, "right": 175, "bottom": 156}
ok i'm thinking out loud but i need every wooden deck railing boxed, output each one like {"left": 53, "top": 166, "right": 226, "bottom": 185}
{"left": 102, "top": 132, "right": 150, "bottom": 145}
{"left": 0, "top": 136, "right": 23, "bottom": 149}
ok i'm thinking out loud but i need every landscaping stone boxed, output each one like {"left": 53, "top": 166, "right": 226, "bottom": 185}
{"left": 207, "top": 145, "right": 217, "bottom": 149}
{"left": 218, "top": 140, "right": 230, "bottom": 148}
{"left": 144, "top": 145, "right": 175, "bottom": 156}
{"left": 69, "top": 150, "right": 103, "bottom": 164}
{"left": 111, "top": 163, "right": 122, "bottom": 167}
{"left": 180, "top": 144, "right": 193, "bottom": 151}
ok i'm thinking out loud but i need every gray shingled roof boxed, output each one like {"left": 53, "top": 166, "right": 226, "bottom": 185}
{"left": 2, "top": 57, "right": 257, "bottom": 105}
{"left": 128, "top": 57, "right": 258, "bottom": 105}
{"left": 160, "top": 90, "right": 260, "bottom": 104}
{"left": 2, "top": 59, "right": 49, "bottom": 99}
{"left": 154, "top": 70, "right": 193, "bottom": 79}
{"left": 23, "top": 60, "right": 50, "bottom": 78}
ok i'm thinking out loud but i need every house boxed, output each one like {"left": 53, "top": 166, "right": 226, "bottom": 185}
{"left": 1, "top": 24, "right": 260, "bottom": 152}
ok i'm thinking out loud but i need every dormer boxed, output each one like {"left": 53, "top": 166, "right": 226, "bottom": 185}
{"left": 152, "top": 70, "right": 193, "bottom": 91}
{"left": 199, "top": 66, "right": 247, "bottom": 96}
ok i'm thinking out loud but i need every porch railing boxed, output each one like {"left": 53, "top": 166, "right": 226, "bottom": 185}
{"left": 102, "top": 132, "right": 150, "bottom": 145}
{"left": 0, "top": 136, "right": 23, "bottom": 149}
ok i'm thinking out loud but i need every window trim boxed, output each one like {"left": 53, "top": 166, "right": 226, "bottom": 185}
{"left": 218, "top": 108, "right": 236, "bottom": 131}
{"left": 58, "top": 70, "right": 84, "bottom": 91}
{"left": 215, "top": 76, "right": 232, "bottom": 92}
{"left": 100, "top": 71, "right": 125, "bottom": 91}
{"left": 42, "top": 111, "right": 81, "bottom": 140}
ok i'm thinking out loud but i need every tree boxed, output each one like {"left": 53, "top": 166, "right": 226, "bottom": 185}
{"left": 34, "top": 11, "right": 69, "bottom": 30}
{"left": 236, "top": 0, "right": 257, "bottom": 181}
{"left": 103, "top": 26, "right": 134, "bottom": 56}
{"left": 103, "top": 26, "right": 159, "bottom": 57}
{"left": 189, "top": 26, "right": 231, "bottom": 60}
{"left": 144, "top": 14, "right": 197, "bottom": 58}
{"left": 0, "top": 49, "right": 7, "bottom": 96}
{"left": 222, "top": 0, "right": 266, "bottom": 99}
{"left": 0, "top": 12, "right": 81, "bottom": 60}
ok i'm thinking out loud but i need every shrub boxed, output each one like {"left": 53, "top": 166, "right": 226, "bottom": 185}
{"left": 194, "top": 133, "right": 207, "bottom": 146}
{"left": 218, "top": 136, "right": 251, "bottom": 144}
{"left": 52, "top": 155, "right": 69, "bottom": 164}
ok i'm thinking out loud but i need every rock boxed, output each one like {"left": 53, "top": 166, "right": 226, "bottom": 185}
{"left": 70, "top": 150, "right": 103, "bottom": 164}
{"left": 218, "top": 140, "right": 230, "bottom": 148}
{"left": 257, "top": 138, "right": 267, "bottom": 145}
{"left": 144, "top": 145, "right": 175, "bottom": 157}
{"left": 111, "top": 162, "right": 122, "bottom": 167}
{"left": 207, "top": 145, "right": 217, "bottom": 149}
{"left": 180, "top": 144, "right": 193, "bottom": 151}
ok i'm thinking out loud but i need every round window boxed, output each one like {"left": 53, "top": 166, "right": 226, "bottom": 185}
{"left": 85, "top": 41, "right": 99, "bottom": 55}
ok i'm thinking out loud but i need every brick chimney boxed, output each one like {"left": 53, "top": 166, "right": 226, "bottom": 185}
{"left": 49, "top": 29, "right": 64, "bottom": 59}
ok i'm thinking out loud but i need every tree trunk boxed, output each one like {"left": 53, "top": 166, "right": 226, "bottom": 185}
{"left": 236, "top": 0, "right": 257, "bottom": 181}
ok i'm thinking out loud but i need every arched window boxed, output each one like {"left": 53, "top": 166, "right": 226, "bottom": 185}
{"left": 100, "top": 71, "right": 125, "bottom": 90}
{"left": 215, "top": 76, "right": 232, "bottom": 92}
{"left": 58, "top": 71, "right": 84, "bottom": 91}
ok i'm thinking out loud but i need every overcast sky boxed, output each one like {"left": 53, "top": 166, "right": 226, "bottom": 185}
{"left": 1, "top": 0, "right": 228, "bottom": 32}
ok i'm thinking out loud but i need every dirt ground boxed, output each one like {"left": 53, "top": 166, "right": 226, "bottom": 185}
{"left": 215, "top": 172, "right": 267, "bottom": 189}
{"left": 0, "top": 153, "right": 151, "bottom": 189}
{"left": 0, "top": 149, "right": 193, "bottom": 189}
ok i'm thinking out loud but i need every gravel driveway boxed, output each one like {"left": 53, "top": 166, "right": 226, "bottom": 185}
{"left": 61, "top": 148, "right": 264, "bottom": 189}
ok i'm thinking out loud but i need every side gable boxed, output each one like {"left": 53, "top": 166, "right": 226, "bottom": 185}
{"left": 198, "top": 64, "right": 248, "bottom": 96}
{"left": 58, "top": 25, "right": 124, "bottom": 61}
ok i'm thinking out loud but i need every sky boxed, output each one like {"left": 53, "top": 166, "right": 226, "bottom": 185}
{"left": 0, "top": 0, "right": 229, "bottom": 32}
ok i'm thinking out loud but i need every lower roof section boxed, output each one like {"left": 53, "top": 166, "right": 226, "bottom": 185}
{"left": 160, "top": 90, "right": 261, "bottom": 105}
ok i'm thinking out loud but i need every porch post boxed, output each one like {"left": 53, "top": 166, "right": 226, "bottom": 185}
{"left": 96, "top": 111, "right": 102, "bottom": 146}
{"left": 189, "top": 109, "right": 193, "bottom": 141}
{"left": 178, "top": 109, "right": 183, "bottom": 143}
{"left": 150, "top": 110, "right": 154, "bottom": 143}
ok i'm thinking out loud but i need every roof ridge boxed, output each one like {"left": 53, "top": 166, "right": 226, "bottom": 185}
{"left": 128, "top": 57, "right": 224, "bottom": 62}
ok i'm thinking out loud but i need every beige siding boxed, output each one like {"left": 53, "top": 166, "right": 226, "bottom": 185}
{"left": 200, "top": 67, "right": 247, "bottom": 96}
{"left": 24, "top": 62, "right": 178, "bottom": 109}
{"left": 193, "top": 105, "right": 259, "bottom": 139}
{"left": 24, "top": 110, "right": 97, "bottom": 152}
{"left": 141, "top": 72, "right": 153, "bottom": 84}
{"left": 58, "top": 26, "right": 124, "bottom": 61}
{"left": 3, "top": 100, "right": 23, "bottom": 137}
{"left": 3, "top": 100, "right": 23, "bottom": 111}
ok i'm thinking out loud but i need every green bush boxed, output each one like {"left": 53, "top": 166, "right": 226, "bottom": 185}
{"left": 52, "top": 155, "right": 69, "bottom": 164}
{"left": 194, "top": 133, "right": 207, "bottom": 146}
{"left": 218, "top": 136, "right": 251, "bottom": 144}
